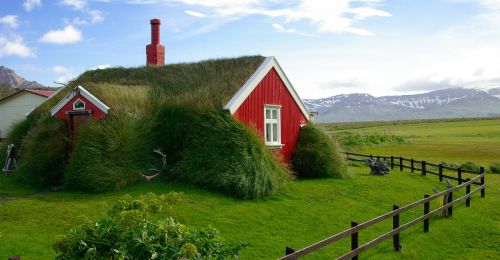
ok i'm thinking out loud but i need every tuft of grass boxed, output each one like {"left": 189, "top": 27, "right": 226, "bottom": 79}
{"left": 171, "top": 110, "right": 289, "bottom": 200}
{"left": 335, "top": 132, "right": 406, "bottom": 147}
{"left": 16, "top": 117, "right": 68, "bottom": 187}
{"left": 292, "top": 124, "right": 347, "bottom": 179}
{"left": 64, "top": 115, "right": 154, "bottom": 192}
{"left": 490, "top": 162, "right": 500, "bottom": 174}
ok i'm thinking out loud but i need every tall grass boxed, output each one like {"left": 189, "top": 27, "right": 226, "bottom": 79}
{"left": 293, "top": 124, "right": 347, "bottom": 179}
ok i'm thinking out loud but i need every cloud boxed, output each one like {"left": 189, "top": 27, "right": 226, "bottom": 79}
{"left": 61, "top": 0, "right": 87, "bottom": 10}
{"left": 394, "top": 79, "right": 458, "bottom": 92}
{"left": 89, "top": 64, "right": 111, "bottom": 70}
{"left": 129, "top": 0, "right": 391, "bottom": 36}
{"left": 39, "top": 25, "right": 82, "bottom": 44}
{"left": 0, "top": 15, "right": 18, "bottom": 29}
{"left": 272, "top": 23, "right": 312, "bottom": 36}
{"left": 185, "top": 10, "right": 206, "bottom": 17}
{"left": 88, "top": 10, "right": 105, "bottom": 23}
{"left": 24, "top": 0, "right": 42, "bottom": 11}
{"left": 0, "top": 36, "right": 35, "bottom": 57}
{"left": 53, "top": 65, "right": 76, "bottom": 83}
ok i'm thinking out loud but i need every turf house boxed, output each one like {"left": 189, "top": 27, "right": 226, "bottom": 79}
{"left": 2, "top": 19, "right": 345, "bottom": 200}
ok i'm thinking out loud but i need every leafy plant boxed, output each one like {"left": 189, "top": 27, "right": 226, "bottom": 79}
{"left": 336, "top": 132, "right": 406, "bottom": 147}
{"left": 53, "top": 193, "right": 246, "bottom": 259}
{"left": 292, "top": 124, "right": 347, "bottom": 179}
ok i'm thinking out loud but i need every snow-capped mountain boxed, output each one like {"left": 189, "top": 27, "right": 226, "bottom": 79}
{"left": 305, "top": 88, "right": 500, "bottom": 123}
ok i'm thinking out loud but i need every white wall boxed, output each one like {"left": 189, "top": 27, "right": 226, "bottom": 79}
{"left": 0, "top": 92, "right": 47, "bottom": 139}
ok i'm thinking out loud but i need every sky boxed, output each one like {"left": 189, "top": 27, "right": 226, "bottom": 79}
{"left": 1, "top": 0, "right": 500, "bottom": 99}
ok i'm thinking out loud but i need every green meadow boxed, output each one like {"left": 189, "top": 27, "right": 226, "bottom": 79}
{"left": 1, "top": 118, "right": 499, "bottom": 259}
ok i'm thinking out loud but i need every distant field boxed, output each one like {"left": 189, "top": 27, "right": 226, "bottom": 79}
{"left": 0, "top": 118, "right": 499, "bottom": 259}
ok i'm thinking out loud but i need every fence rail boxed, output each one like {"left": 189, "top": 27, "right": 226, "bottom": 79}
{"left": 280, "top": 153, "right": 486, "bottom": 260}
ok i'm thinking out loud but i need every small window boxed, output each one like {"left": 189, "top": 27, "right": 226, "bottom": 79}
{"left": 264, "top": 105, "right": 281, "bottom": 146}
{"left": 73, "top": 99, "right": 86, "bottom": 110}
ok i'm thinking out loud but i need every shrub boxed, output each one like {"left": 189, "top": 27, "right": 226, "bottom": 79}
{"left": 293, "top": 124, "right": 347, "bottom": 179}
{"left": 459, "top": 161, "right": 481, "bottom": 172}
{"left": 336, "top": 132, "right": 405, "bottom": 147}
{"left": 53, "top": 193, "right": 246, "bottom": 259}
{"left": 16, "top": 117, "right": 68, "bottom": 186}
{"left": 64, "top": 115, "right": 154, "bottom": 192}
{"left": 171, "top": 110, "right": 290, "bottom": 200}
{"left": 490, "top": 162, "right": 500, "bottom": 174}
{"left": 0, "top": 117, "right": 36, "bottom": 167}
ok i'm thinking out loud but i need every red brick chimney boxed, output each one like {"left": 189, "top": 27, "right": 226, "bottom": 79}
{"left": 146, "top": 19, "right": 165, "bottom": 66}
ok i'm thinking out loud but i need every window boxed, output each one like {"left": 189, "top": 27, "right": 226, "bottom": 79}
{"left": 264, "top": 105, "right": 281, "bottom": 146}
{"left": 73, "top": 99, "right": 86, "bottom": 110}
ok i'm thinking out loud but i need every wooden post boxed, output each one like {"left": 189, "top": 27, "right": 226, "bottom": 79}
{"left": 422, "top": 161, "right": 427, "bottom": 176}
{"left": 449, "top": 191, "right": 453, "bottom": 216}
{"left": 480, "top": 166, "right": 485, "bottom": 198}
{"left": 424, "top": 195, "right": 430, "bottom": 233}
{"left": 351, "top": 221, "right": 359, "bottom": 260}
{"left": 466, "top": 178, "right": 471, "bottom": 208}
{"left": 411, "top": 159, "right": 414, "bottom": 173}
{"left": 439, "top": 165, "right": 443, "bottom": 182}
{"left": 377, "top": 155, "right": 380, "bottom": 161}
{"left": 458, "top": 168, "right": 462, "bottom": 185}
{"left": 370, "top": 154, "right": 373, "bottom": 159}
{"left": 399, "top": 157, "right": 403, "bottom": 171}
{"left": 392, "top": 205, "right": 401, "bottom": 252}
{"left": 285, "top": 246, "right": 295, "bottom": 257}
{"left": 391, "top": 156, "right": 394, "bottom": 170}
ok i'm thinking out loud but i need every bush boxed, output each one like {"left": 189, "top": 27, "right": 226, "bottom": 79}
{"left": 336, "top": 132, "right": 405, "bottom": 147}
{"left": 490, "top": 162, "right": 500, "bottom": 174}
{"left": 17, "top": 117, "right": 68, "bottom": 186}
{"left": 171, "top": 110, "right": 290, "bottom": 200}
{"left": 53, "top": 193, "right": 246, "bottom": 259}
{"left": 459, "top": 161, "right": 481, "bottom": 172}
{"left": 0, "top": 117, "right": 36, "bottom": 167}
{"left": 292, "top": 124, "right": 347, "bottom": 179}
{"left": 64, "top": 115, "right": 154, "bottom": 192}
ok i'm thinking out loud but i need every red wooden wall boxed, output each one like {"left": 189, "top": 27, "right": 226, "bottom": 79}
{"left": 233, "top": 68, "right": 308, "bottom": 162}
{"left": 54, "top": 93, "right": 107, "bottom": 123}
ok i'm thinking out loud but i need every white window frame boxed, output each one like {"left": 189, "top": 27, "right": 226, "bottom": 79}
{"left": 73, "top": 98, "right": 86, "bottom": 110}
{"left": 264, "top": 104, "right": 282, "bottom": 148}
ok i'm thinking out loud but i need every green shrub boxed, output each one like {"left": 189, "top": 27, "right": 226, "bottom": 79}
{"left": 171, "top": 110, "right": 289, "bottom": 200}
{"left": 53, "top": 193, "right": 246, "bottom": 259}
{"left": 336, "top": 132, "right": 405, "bottom": 147}
{"left": 0, "top": 117, "right": 37, "bottom": 167}
{"left": 64, "top": 115, "right": 154, "bottom": 192}
{"left": 490, "top": 162, "right": 500, "bottom": 174}
{"left": 293, "top": 124, "right": 347, "bottom": 179}
{"left": 459, "top": 161, "right": 481, "bottom": 172}
{"left": 16, "top": 117, "right": 68, "bottom": 186}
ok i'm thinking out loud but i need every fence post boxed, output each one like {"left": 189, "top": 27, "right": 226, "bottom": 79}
{"left": 391, "top": 156, "right": 394, "bottom": 170}
{"left": 411, "top": 159, "right": 414, "bottom": 173}
{"left": 422, "top": 161, "right": 427, "bottom": 176}
{"left": 466, "top": 178, "right": 471, "bottom": 208}
{"left": 392, "top": 205, "right": 401, "bottom": 252}
{"left": 439, "top": 165, "right": 443, "bottom": 182}
{"left": 458, "top": 168, "right": 462, "bottom": 185}
{"left": 351, "top": 221, "right": 359, "bottom": 260}
{"left": 285, "top": 246, "right": 296, "bottom": 258}
{"left": 424, "top": 195, "right": 430, "bottom": 232}
{"left": 377, "top": 155, "right": 380, "bottom": 161}
{"left": 480, "top": 166, "right": 485, "bottom": 198}
{"left": 447, "top": 191, "right": 453, "bottom": 216}
{"left": 370, "top": 154, "right": 373, "bottom": 159}
{"left": 399, "top": 157, "right": 403, "bottom": 171}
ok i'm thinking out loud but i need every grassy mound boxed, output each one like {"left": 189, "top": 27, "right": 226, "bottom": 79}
{"left": 171, "top": 110, "right": 290, "bottom": 199}
{"left": 292, "top": 124, "right": 347, "bottom": 179}
{"left": 490, "top": 162, "right": 500, "bottom": 174}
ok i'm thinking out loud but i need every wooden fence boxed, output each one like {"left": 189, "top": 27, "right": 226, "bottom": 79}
{"left": 280, "top": 152, "right": 486, "bottom": 260}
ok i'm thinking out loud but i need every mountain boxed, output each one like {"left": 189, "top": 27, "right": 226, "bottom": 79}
{"left": 0, "top": 66, "right": 45, "bottom": 89}
{"left": 304, "top": 88, "right": 500, "bottom": 123}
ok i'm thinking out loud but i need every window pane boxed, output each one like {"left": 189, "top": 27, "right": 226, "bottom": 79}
{"left": 266, "top": 109, "right": 271, "bottom": 119}
{"left": 272, "top": 123, "right": 278, "bottom": 142}
{"left": 272, "top": 109, "right": 278, "bottom": 119}
{"left": 266, "top": 123, "right": 271, "bottom": 142}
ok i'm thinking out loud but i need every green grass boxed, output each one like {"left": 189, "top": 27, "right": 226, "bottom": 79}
{"left": 0, "top": 118, "right": 498, "bottom": 259}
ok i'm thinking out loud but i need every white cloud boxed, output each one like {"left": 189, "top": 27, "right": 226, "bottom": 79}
{"left": 0, "top": 36, "right": 34, "bottom": 57}
{"left": 24, "top": 0, "right": 42, "bottom": 11}
{"left": 185, "top": 10, "right": 206, "bottom": 17}
{"left": 61, "top": 0, "right": 87, "bottom": 10}
{"left": 130, "top": 0, "right": 391, "bottom": 36}
{"left": 53, "top": 65, "right": 76, "bottom": 83}
{"left": 0, "top": 15, "right": 18, "bottom": 29}
{"left": 88, "top": 10, "right": 105, "bottom": 23}
{"left": 89, "top": 64, "right": 111, "bottom": 70}
{"left": 39, "top": 25, "right": 82, "bottom": 44}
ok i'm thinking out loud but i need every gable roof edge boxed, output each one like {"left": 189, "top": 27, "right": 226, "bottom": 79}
{"left": 224, "top": 56, "right": 310, "bottom": 120}
{"left": 50, "top": 85, "right": 110, "bottom": 116}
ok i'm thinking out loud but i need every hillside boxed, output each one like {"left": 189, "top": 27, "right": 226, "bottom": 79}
{"left": 305, "top": 88, "right": 500, "bottom": 122}
{"left": 0, "top": 66, "right": 45, "bottom": 90}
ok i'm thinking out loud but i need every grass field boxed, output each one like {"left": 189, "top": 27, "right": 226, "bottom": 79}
{"left": 1, "top": 118, "right": 499, "bottom": 259}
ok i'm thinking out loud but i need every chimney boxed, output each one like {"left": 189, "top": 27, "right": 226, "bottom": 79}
{"left": 146, "top": 18, "right": 165, "bottom": 66}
